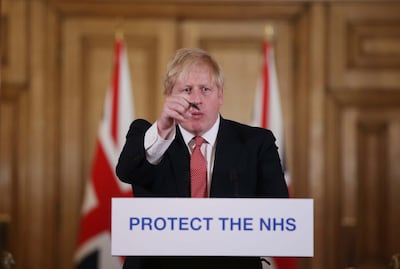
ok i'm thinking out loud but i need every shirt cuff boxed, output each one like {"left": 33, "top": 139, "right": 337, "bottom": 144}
{"left": 144, "top": 121, "right": 175, "bottom": 164}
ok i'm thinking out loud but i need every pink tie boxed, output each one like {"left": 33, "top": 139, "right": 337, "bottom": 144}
{"left": 190, "top": 136, "right": 207, "bottom": 197}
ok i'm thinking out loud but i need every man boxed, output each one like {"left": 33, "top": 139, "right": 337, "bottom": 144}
{"left": 116, "top": 48, "right": 289, "bottom": 269}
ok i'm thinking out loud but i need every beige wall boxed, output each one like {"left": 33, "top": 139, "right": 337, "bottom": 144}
{"left": 1, "top": 1, "right": 400, "bottom": 269}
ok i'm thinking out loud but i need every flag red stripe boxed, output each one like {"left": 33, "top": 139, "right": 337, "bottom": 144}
{"left": 273, "top": 257, "right": 298, "bottom": 268}
{"left": 260, "top": 40, "right": 298, "bottom": 269}
{"left": 75, "top": 39, "right": 133, "bottom": 268}
{"left": 261, "top": 41, "right": 270, "bottom": 129}
{"left": 76, "top": 141, "right": 131, "bottom": 246}
{"left": 111, "top": 40, "right": 122, "bottom": 144}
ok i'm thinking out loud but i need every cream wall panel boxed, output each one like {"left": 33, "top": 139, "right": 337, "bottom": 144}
{"left": 2, "top": 2, "right": 400, "bottom": 269}
{"left": 180, "top": 21, "right": 293, "bottom": 124}
{"left": 327, "top": 92, "right": 400, "bottom": 268}
{"left": 13, "top": 90, "right": 29, "bottom": 268}
{"left": 59, "top": 18, "right": 177, "bottom": 269}
{"left": 326, "top": 3, "right": 400, "bottom": 267}
{"left": 0, "top": 97, "right": 13, "bottom": 215}
{"left": 329, "top": 3, "right": 400, "bottom": 90}
{"left": 25, "top": 2, "right": 59, "bottom": 269}
{"left": 0, "top": 85, "right": 30, "bottom": 268}
{"left": 180, "top": 20, "right": 295, "bottom": 192}
{"left": 0, "top": 1, "right": 59, "bottom": 268}
{"left": 307, "top": 4, "right": 327, "bottom": 269}
{"left": 1, "top": 0, "right": 28, "bottom": 84}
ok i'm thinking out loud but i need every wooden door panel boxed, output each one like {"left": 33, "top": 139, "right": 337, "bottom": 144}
{"left": 328, "top": 93, "right": 400, "bottom": 269}
{"left": 180, "top": 20, "right": 295, "bottom": 189}
{"left": 1, "top": 0, "right": 28, "bottom": 84}
{"left": 180, "top": 21, "right": 293, "bottom": 125}
{"left": 328, "top": 3, "right": 400, "bottom": 268}
{"left": 329, "top": 3, "right": 400, "bottom": 90}
{"left": 356, "top": 110, "right": 400, "bottom": 267}
{"left": 3, "top": 2, "right": 400, "bottom": 269}
{"left": 59, "top": 18, "right": 177, "bottom": 269}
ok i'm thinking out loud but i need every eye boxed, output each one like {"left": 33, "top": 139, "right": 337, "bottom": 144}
{"left": 201, "top": 87, "right": 211, "bottom": 92}
{"left": 183, "top": 87, "right": 192, "bottom": 93}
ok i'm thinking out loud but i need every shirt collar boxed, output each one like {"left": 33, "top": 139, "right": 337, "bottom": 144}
{"left": 179, "top": 115, "right": 220, "bottom": 147}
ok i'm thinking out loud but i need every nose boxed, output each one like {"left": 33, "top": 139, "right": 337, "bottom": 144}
{"left": 190, "top": 88, "right": 203, "bottom": 104}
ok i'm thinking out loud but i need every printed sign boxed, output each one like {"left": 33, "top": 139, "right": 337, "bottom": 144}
{"left": 111, "top": 198, "right": 313, "bottom": 257}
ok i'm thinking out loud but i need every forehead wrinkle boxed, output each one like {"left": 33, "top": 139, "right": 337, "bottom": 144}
{"left": 176, "top": 63, "right": 216, "bottom": 88}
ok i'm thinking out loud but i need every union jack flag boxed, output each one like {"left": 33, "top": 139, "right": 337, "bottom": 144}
{"left": 74, "top": 38, "right": 134, "bottom": 269}
{"left": 252, "top": 38, "right": 298, "bottom": 269}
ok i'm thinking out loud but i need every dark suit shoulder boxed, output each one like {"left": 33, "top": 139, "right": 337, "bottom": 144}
{"left": 221, "top": 118, "right": 276, "bottom": 144}
{"left": 130, "top": 118, "right": 152, "bottom": 129}
{"left": 126, "top": 119, "right": 152, "bottom": 137}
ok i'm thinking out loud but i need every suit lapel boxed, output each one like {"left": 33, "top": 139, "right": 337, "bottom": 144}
{"left": 165, "top": 119, "right": 244, "bottom": 197}
{"left": 211, "top": 118, "right": 244, "bottom": 197}
{"left": 166, "top": 127, "right": 191, "bottom": 197}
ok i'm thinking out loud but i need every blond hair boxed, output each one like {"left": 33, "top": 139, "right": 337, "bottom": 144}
{"left": 163, "top": 48, "right": 224, "bottom": 94}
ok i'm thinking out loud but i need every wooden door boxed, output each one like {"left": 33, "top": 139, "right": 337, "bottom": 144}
{"left": 2, "top": 1, "right": 400, "bottom": 269}
{"left": 326, "top": 3, "right": 400, "bottom": 268}
{"left": 59, "top": 18, "right": 177, "bottom": 269}
{"left": 179, "top": 19, "right": 296, "bottom": 188}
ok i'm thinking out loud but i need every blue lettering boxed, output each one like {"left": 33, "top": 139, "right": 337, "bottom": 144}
{"left": 259, "top": 217, "right": 297, "bottom": 231}
{"left": 167, "top": 217, "right": 178, "bottom": 230}
{"left": 273, "top": 218, "right": 285, "bottom": 231}
{"left": 218, "top": 217, "right": 253, "bottom": 231}
{"left": 128, "top": 216, "right": 215, "bottom": 231}
{"left": 259, "top": 218, "right": 272, "bottom": 231}
{"left": 154, "top": 217, "right": 166, "bottom": 230}
{"left": 286, "top": 218, "right": 296, "bottom": 231}
{"left": 243, "top": 217, "right": 253, "bottom": 231}
{"left": 219, "top": 217, "right": 229, "bottom": 230}
{"left": 129, "top": 217, "right": 140, "bottom": 230}
{"left": 190, "top": 217, "right": 201, "bottom": 231}
{"left": 142, "top": 217, "right": 153, "bottom": 230}
{"left": 179, "top": 217, "right": 189, "bottom": 230}
{"left": 203, "top": 217, "right": 213, "bottom": 230}
{"left": 230, "top": 218, "right": 241, "bottom": 230}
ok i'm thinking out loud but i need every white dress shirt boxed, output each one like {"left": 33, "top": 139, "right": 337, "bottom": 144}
{"left": 144, "top": 116, "right": 220, "bottom": 195}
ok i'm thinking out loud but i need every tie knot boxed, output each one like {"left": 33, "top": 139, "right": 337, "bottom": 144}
{"left": 194, "top": 136, "right": 205, "bottom": 147}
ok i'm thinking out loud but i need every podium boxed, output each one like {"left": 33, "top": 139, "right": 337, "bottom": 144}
{"left": 111, "top": 198, "right": 313, "bottom": 257}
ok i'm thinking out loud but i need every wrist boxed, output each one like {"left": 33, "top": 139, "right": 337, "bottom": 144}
{"left": 157, "top": 120, "right": 175, "bottom": 140}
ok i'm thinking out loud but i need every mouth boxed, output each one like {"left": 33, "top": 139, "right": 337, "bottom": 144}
{"left": 190, "top": 111, "right": 203, "bottom": 119}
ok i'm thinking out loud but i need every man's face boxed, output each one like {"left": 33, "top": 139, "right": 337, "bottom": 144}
{"left": 170, "top": 63, "right": 223, "bottom": 136}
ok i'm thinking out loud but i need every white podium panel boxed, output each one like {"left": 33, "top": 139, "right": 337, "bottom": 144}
{"left": 112, "top": 198, "right": 313, "bottom": 257}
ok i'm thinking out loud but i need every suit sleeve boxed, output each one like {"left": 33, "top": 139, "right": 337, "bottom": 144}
{"left": 257, "top": 130, "right": 289, "bottom": 198}
{"left": 115, "top": 119, "right": 156, "bottom": 188}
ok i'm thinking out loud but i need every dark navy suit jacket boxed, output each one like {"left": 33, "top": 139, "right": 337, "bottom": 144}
{"left": 116, "top": 117, "right": 289, "bottom": 269}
